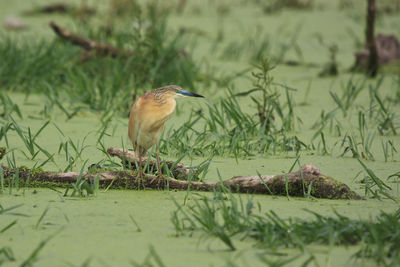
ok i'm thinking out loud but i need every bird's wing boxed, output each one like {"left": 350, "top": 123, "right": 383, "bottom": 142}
{"left": 128, "top": 93, "right": 177, "bottom": 153}
{"left": 129, "top": 96, "right": 160, "bottom": 153}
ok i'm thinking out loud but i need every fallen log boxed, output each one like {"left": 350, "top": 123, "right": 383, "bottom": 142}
{"left": 49, "top": 21, "right": 133, "bottom": 59}
{"left": 106, "top": 147, "right": 360, "bottom": 199}
{"left": 0, "top": 149, "right": 361, "bottom": 199}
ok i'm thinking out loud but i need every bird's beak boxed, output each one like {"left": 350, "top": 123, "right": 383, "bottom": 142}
{"left": 177, "top": 90, "right": 205, "bottom": 98}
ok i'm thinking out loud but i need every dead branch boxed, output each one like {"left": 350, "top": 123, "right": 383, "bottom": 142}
{"left": 49, "top": 21, "right": 133, "bottom": 58}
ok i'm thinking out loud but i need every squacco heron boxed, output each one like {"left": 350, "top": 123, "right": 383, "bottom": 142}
{"left": 128, "top": 85, "right": 204, "bottom": 176}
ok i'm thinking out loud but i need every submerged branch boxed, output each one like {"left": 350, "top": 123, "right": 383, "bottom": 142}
{"left": 0, "top": 147, "right": 361, "bottom": 200}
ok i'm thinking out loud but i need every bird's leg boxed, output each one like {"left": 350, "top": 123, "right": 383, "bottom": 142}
{"left": 156, "top": 143, "right": 162, "bottom": 179}
{"left": 148, "top": 144, "right": 162, "bottom": 185}
{"left": 137, "top": 149, "right": 144, "bottom": 187}
{"left": 148, "top": 143, "right": 163, "bottom": 186}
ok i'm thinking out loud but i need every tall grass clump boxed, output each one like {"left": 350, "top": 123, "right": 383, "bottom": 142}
{"left": 63, "top": 162, "right": 99, "bottom": 197}
{"left": 368, "top": 82, "right": 398, "bottom": 135}
{"left": 171, "top": 190, "right": 400, "bottom": 265}
{"left": 0, "top": 0, "right": 201, "bottom": 116}
{"left": 0, "top": 38, "right": 77, "bottom": 94}
{"left": 329, "top": 77, "right": 366, "bottom": 117}
{"left": 337, "top": 111, "right": 376, "bottom": 161}
{"left": 357, "top": 158, "right": 397, "bottom": 201}
{"left": 245, "top": 58, "right": 300, "bottom": 132}
{"left": 130, "top": 245, "right": 166, "bottom": 267}
{"left": 321, "top": 77, "right": 399, "bottom": 161}
{"left": 0, "top": 92, "right": 23, "bottom": 120}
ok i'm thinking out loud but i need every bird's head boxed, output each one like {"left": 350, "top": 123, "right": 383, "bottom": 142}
{"left": 175, "top": 89, "right": 204, "bottom": 98}
{"left": 154, "top": 85, "right": 204, "bottom": 100}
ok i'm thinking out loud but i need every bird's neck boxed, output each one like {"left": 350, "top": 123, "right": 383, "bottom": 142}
{"left": 156, "top": 98, "right": 176, "bottom": 120}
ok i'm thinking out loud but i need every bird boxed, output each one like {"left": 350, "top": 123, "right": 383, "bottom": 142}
{"left": 128, "top": 85, "right": 204, "bottom": 178}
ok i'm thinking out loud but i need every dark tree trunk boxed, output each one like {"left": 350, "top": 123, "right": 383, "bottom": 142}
{"left": 366, "top": 0, "right": 379, "bottom": 77}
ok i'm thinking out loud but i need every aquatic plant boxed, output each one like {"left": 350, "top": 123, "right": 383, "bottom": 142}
{"left": 0, "top": 92, "right": 22, "bottom": 120}
{"left": 329, "top": 77, "right": 366, "bottom": 117}
{"left": 0, "top": 201, "right": 62, "bottom": 265}
{"left": 318, "top": 43, "right": 339, "bottom": 77}
{"left": 160, "top": 58, "right": 305, "bottom": 158}
{"left": 0, "top": 204, "right": 28, "bottom": 265}
{"left": 58, "top": 135, "right": 90, "bottom": 172}
{"left": 63, "top": 161, "right": 99, "bottom": 197}
{"left": 338, "top": 132, "right": 375, "bottom": 161}
{"left": 357, "top": 158, "right": 397, "bottom": 201}
{"left": 0, "top": 123, "right": 11, "bottom": 148}
{"left": 356, "top": 111, "right": 376, "bottom": 160}
{"left": 0, "top": 246, "right": 15, "bottom": 265}
{"left": 310, "top": 131, "right": 329, "bottom": 155}
{"left": 34, "top": 207, "right": 49, "bottom": 230}
{"left": 370, "top": 86, "right": 398, "bottom": 135}
{"left": 130, "top": 245, "right": 166, "bottom": 267}
{"left": 381, "top": 139, "right": 397, "bottom": 162}
{"left": 171, "top": 190, "right": 400, "bottom": 265}
{"left": 160, "top": 98, "right": 305, "bottom": 158}
{"left": 311, "top": 109, "right": 340, "bottom": 137}
{"left": 337, "top": 111, "right": 377, "bottom": 161}
{"left": 19, "top": 232, "right": 59, "bottom": 267}
{"left": 0, "top": 204, "right": 25, "bottom": 232}
{"left": 10, "top": 117, "right": 50, "bottom": 160}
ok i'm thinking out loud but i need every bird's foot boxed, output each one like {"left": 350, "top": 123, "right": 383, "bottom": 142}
{"left": 136, "top": 170, "right": 146, "bottom": 189}
{"left": 149, "top": 173, "right": 164, "bottom": 187}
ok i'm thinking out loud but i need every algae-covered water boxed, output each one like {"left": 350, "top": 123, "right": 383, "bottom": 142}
{"left": 1, "top": 0, "right": 400, "bottom": 266}
{"left": 2, "top": 190, "right": 398, "bottom": 266}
